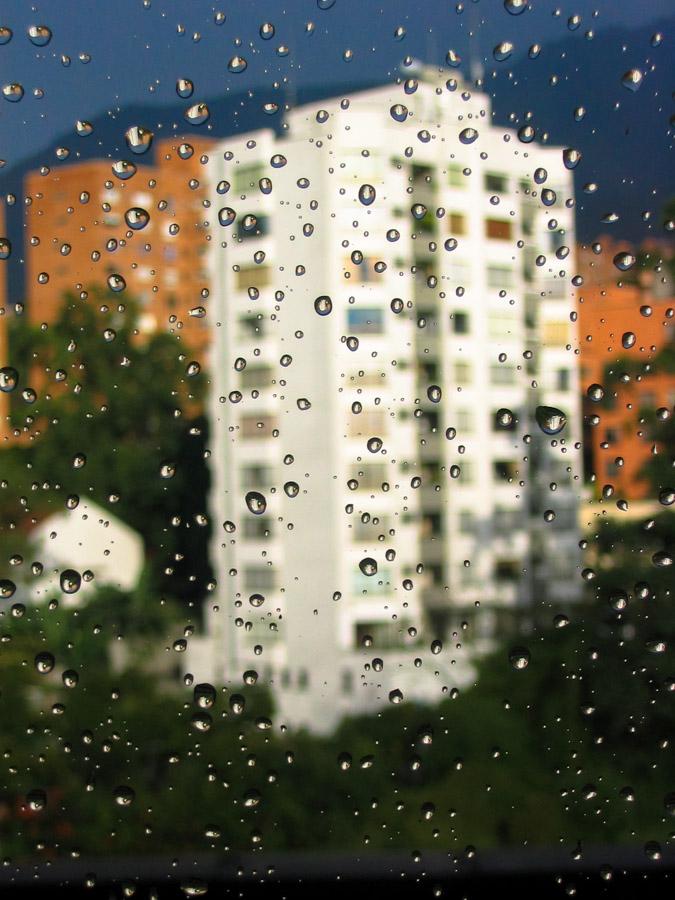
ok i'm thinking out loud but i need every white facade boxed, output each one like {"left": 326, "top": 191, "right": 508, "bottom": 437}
{"left": 189, "top": 68, "right": 582, "bottom": 732}
{"left": 29, "top": 500, "right": 144, "bottom": 604}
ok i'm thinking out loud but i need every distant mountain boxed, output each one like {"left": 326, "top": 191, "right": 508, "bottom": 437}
{"left": 487, "top": 15, "right": 673, "bottom": 250}
{"left": 0, "top": 17, "right": 672, "bottom": 305}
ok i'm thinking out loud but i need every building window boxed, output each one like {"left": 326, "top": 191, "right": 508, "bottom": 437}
{"left": 485, "top": 218, "right": 513, "bottom": 240}
{"left": 241, "top": 415, "right": 278, "bottom": 438}
{"left": 494, "top": 460, "right": 519, "bottom": 481}
{"left": 235, "top": 265, "right": 271, "bottom": 291}
{"left": 495, "top": 559, "right": 520, "bottom": 581}
{"left": 485, "top": 173, "right": 508, "bottom": 193}
{"left": 493, "top": 507, "right": 521, "bottom": 533}
{"left": 347, "top": 464, "right": 387, "bottom": 490}
{"left": 556, "top": 368, "right": 571, "bottom": 391}
{"left": 243, "top": 518, "right": 273, "bottom": 539}
{"left": 490, "top": 363, "right": 516, "bottom": 385}
{"left": 243, "top": 565, "right": 276, "bottom": 592}
{"left": 488, "top": 313, "right": 517, "bottom": 339}
{"left": 454, "top": 360, "right": 472, "bottom": 384}
{"left": 487, "top": 265, "right": 514, "bottom": 289}
{"left": 242, "top": 465, "right": 271, "bottom": 488}
{"left": 240, "top": 365, "right": 272, "bottom": 389}
{"left": 347, "top": 409, "right": 386, "bottom": 437}
{"left": 448, "top": 212, "right": 466, "bottom": 235}
{"left": 456, "top": 409, "right": 473, "bottom": 432}
{"left": 238, "top": 315, "right": 264, "bottom": 338}
{"left": 347, "top": 307, "right": 385, "bottom": 334}
{"left": 448, "top": 164, "right": 465, "bottom": 187}
{"left": 448, "top": 261, "right": 471, "bottom": 286}
{"left": 237, "top": 214, "right": 270, "bottom": 241}
{"left": 232, "top": 163, "right": 264, "bottom": 192}
{"left": 542, "top": 321, "right": 570, "bottom": 346}
{"left": 459, "top": 510, "right": 476, "bottom": 533}
{"left": 452, "top": 311, "right": 470, "bottom": 334}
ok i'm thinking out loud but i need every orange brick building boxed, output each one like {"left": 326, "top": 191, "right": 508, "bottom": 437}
{"left": 24, "top": 136, "right": 215, "bottom": 357}
{"left": 0, "top": 203, "right": 9, "bottom": 435}
{"left": 577, "top": 239, "right": 675, "bottom": 500}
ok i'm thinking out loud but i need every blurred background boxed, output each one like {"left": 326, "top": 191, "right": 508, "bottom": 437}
{"left": 0, "top": 1, "right": 673, "bottom": 896}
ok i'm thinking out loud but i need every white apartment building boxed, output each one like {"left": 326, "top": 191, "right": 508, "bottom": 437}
{"left": 187, "top": 66, "right": 583, "bottom": 733}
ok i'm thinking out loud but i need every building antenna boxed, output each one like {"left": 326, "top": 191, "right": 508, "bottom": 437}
{"left": 468, "top": 0, "right": 484, "bottom": 88}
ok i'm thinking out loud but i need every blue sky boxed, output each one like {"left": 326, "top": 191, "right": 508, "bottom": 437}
{"left": 0, "top": 0, "right": 671, "bottom": 167}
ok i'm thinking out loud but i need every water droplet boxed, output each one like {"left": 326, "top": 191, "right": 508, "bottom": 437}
{"left": 459, "top": 128, "right": 478, "bottom": 145}
{"left": 659, "top": 488, "right": 674, "bottom": 507}
{"left": 2, "top": 83, "right": 24, "bottom": 102}
{"left": 297, "top": 397, "right": 311, "bottom": 410}
{"left": 176, "top": 78, "right": 194, "bottom": 98}
{"left": 390, "top": 104, "right": 408, "bottom": 123}
{"left": 608, "top": 589, "right": 628, "bottom": 611}
{"left": 613, "top": 251, "right": 635, "bottom": 271}
{"left": 504, "top": 0, "right": 528, "bottom": 14}
{"left": 28, "top": 24, "right": 52, "bottom": 46}
{"left": 113, "top": 785, "right": 135, "bottom": 807}
{"left": 125, "top": 126, "right": 153, "bottom": 155}
{"left": 107, "top": 273, "right": 126, "bottom": 293}
{"left": 358, "top": 184, "right": 376, "bottom": 206}
{"left": 62, "top": 669, "right": 79, "bottom": 688}
{"left": 185, "top": 102, "right": 209, "bottom": 125}
{"left": 496, "top": 408, "right": 514, "bottom": 428}
{"left": 359, "top": 557, "right": 378, "bottom": 577}
{"left": 367, "top": 437, "right": 383, "bottom": 453}
{"left": 160, "top": 461, "right": 176, "bottom": 479}
{"left": 535, "top": 405, "right": 566, "bottom": 435}
{"left": 621, "top": 331, "right": 636, "bottom": 349}
{"left": 587, "top": 383, "right": 604, "bottom": 402}
{"left": 0, "top": 27, "right": 12, "bottom": 44}
{"left": 338, "top": 752, "right": 352, "bottom": 770}
{"left": 644, "top": 841, "right": 661, "bottom": 861}
{"left": 0, "top": 579, "right": 16, "bottom": 599}
{"left": 34, "top": 652, "right": 55, "bottom": 674}
{"left": 75, "top": 120, "right": 93, "bottom": 136}
{"left": 0, "top": 237, "right": 11, "bottom": 260}
{"left": 218, "top": 207, "right": 236, "bottom": 226}
{"left": 228, "top": 55, "right": 248, "bottom": 73}
{"left": 314, "top": 295, "right": 332, "bottom": 316}
{"left": 260, "top": 22, "right": 275, "bottom": 40}
{"left": 562, "top": 147, "right": 582, "bottom": 169}
{"left": 509, "top": 647, "right": 530, "bottom": 670}
{"left": 0, "top": 366, "right": 18, "bottom": 392}
{"left": 283, "top": 481, "right": 299, "bottom": 498}
{"left": 112, "top": 160, "right": 137, "bottom": 180}
{"left": 493, "top": 41, "right": 514, "bottom": 61}
{"left": 389, "top": 688, "right": 404, "bottom": 704}
{"left": 26, "top": 789, "right": 47, "bottom": 811}
{"left": 60, "top": 569, "right": 81, "bottom": 594}
{"left": 621, "top": 69, "right": 643, "bottom": 92}
{"left": 652, "top": 552, "right": 672, "bottom": 569}
{"left": 245, "top": 491, "right": 267, "bottom": 515}
{"left": 180, "top": 878, "right": 209, "bottom": 897}
{"left": 124, "top": 207, "right": 149, "bottom": 230}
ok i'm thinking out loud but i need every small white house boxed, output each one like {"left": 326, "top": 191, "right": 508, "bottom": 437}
{"left": 29, "top": 500, "right": 144, "bottom": 604}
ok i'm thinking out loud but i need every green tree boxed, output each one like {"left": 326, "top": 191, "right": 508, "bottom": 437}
{"left": 1, "top": 287, "right": 211, "bottom": 606}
